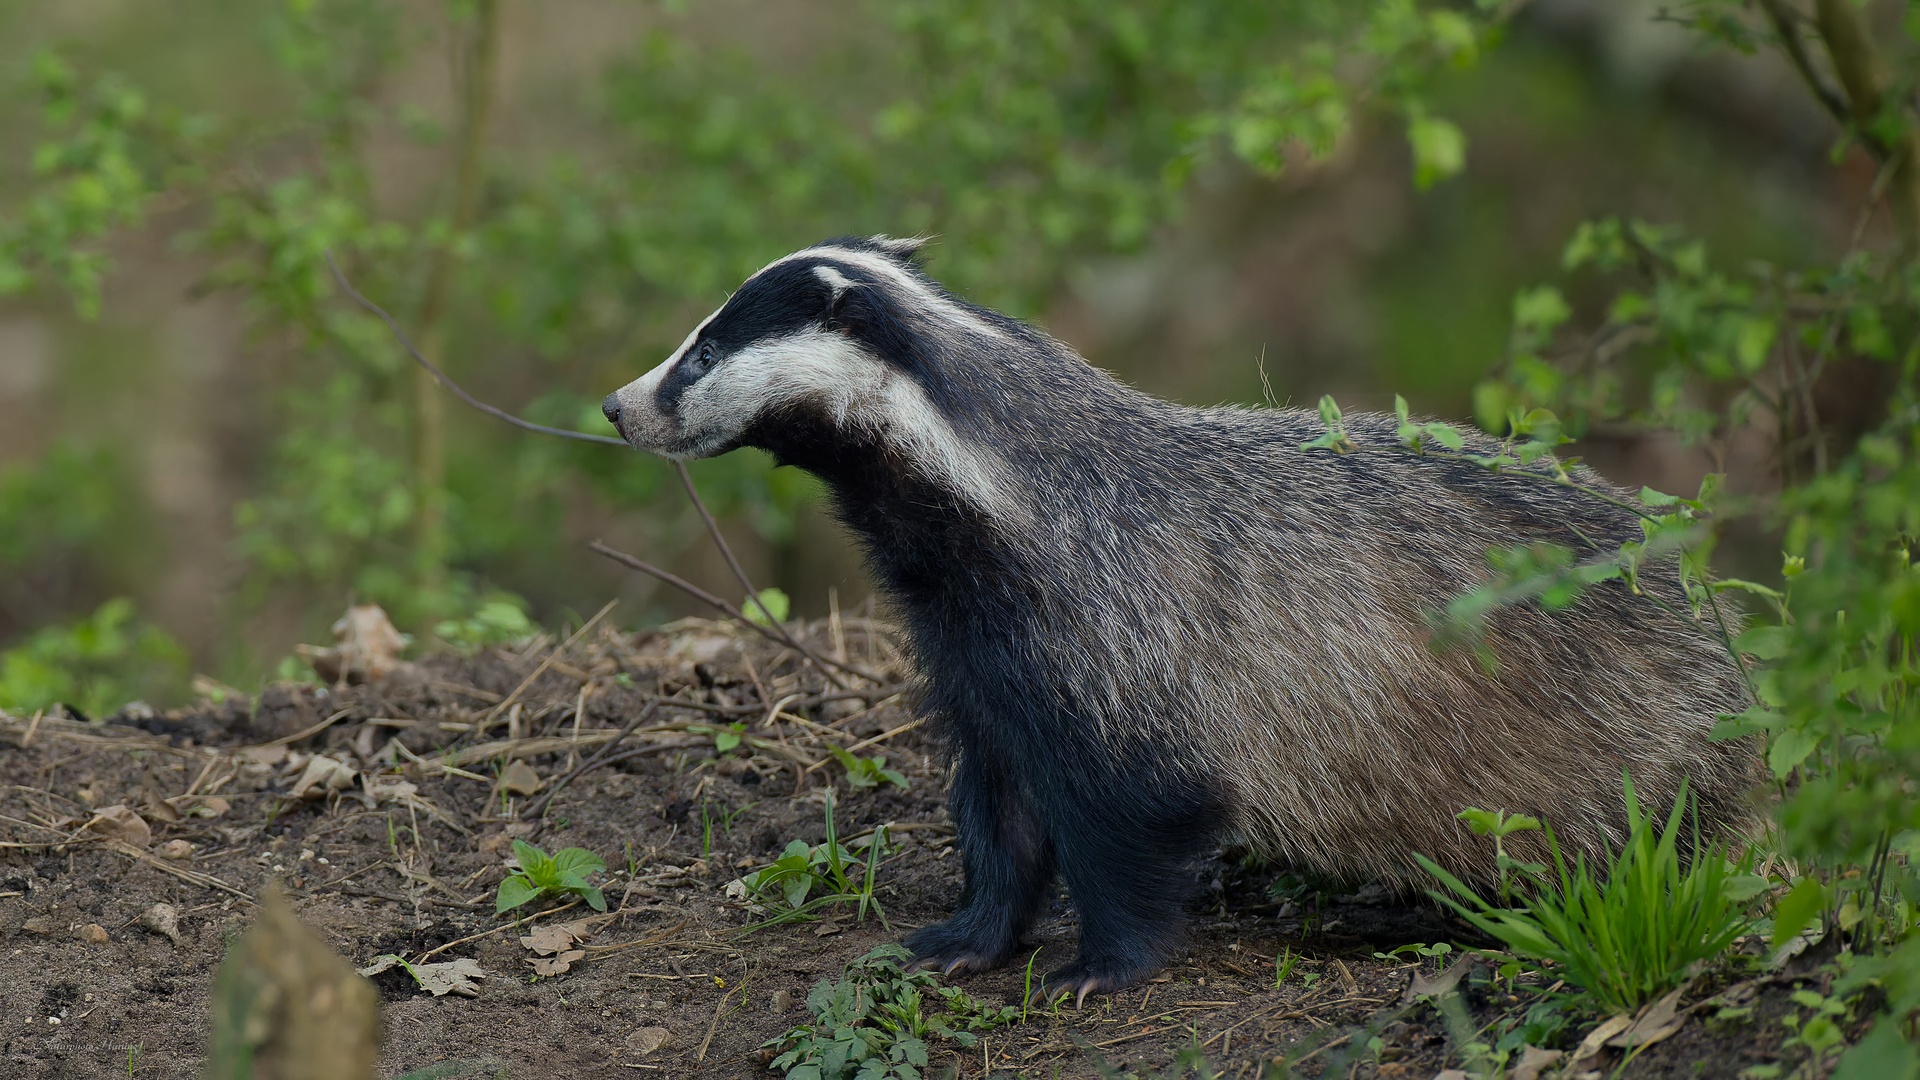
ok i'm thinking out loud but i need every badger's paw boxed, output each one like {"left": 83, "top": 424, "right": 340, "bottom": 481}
{"left": 1025, "top": 962, "right": 1154, "bottom": 1010}
{"left": 902, "top": 922, "right": 1015, "bottom": 977}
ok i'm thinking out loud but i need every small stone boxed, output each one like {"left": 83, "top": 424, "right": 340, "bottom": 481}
{"left": 79, "top": 923, "right": 109, "bottom": 945}
{"left": 21, "top": 916, "right": 54, "bottom": 935}
{"left": 140, "top": 903, "right": 185, "bottom": 947}
{"left": 625, "top": 1027, "right": 673, "bottom": 1055}
{"left": 158, "top": 839, "right": 194, "bottom": 861}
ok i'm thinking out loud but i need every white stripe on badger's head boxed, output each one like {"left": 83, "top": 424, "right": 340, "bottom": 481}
{"left": 602, "top": 239, "right": 1014, "bottom": 516}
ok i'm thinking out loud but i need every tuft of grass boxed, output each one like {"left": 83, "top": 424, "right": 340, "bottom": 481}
{"left": 495, "top": 839, "right": 607, "bottom": 913}
{"left": 763, "top": 945, "right": 1020, "bottom": 1080}
{"left": 1418, "top": 772, "right": 1767, "bottom": 1015}
{"left": 729, "top": 788, "right": 890, "bottom": 931}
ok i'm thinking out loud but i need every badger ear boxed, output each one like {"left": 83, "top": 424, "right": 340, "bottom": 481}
{"left": 867, "top": 234, "right": 929, "bottom": 262}
{"left": 815, "top": 265, "right": 858, "bottom": 331}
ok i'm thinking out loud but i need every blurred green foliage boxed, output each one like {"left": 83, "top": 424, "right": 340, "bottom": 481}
{"left": 0, "top": 597, "right": 188, "bottom": 717}
{"left": 0, "top": 0, "right": 1514, "bottom": 681}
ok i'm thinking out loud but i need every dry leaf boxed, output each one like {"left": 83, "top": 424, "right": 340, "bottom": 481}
{"left": 299, "top": 604, "right": 408, "bottom": 685}
{"left": 85, "top": 805, "right": 151, "bottom": 849}
{"left": 167, "top": 794, "right": 231, "bottom": 818}
{"left": 529, "top": 949, "right": 586, "bottom": 976}
{"left": 1608, "top": 985, "right": 1688, "bottom": 1049}
{"left": 141, "top": 903, "right": 185, "bottom": 947}
{"left": 501, "top": 759, "right": 544, "bottom": 796}
{"left": 520, "top": 924, "right": 583, "bottom": 955}
{"left": 289, "top": 755, "right": 358, "bottom": 800}
{"left": 1511, "top": 1045, "right": 1567, "bottom": 1080}
{"left": 237, "top": 744, "right": 289, "bottom": 767}
{"left": 142, "top": 795, "right": 183, "bottom": 824}
{"left": 1401, "top": 956, "right": 1474, "bottom": 1004}
{"left": 1571, "top": 1013, "right": 1634, "bottom": 1064}
{"left": 357, "top": 954, "right": 487, "bottom": 997}
{"left": 625, "top": 1027, "right": 674, "bottom": 1055}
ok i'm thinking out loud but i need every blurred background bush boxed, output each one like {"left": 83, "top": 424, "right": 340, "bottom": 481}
{"left": 0, "top": 0, "right": 1869, "bottom": 703}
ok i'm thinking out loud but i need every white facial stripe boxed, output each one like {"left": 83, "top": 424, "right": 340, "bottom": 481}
{"left": 664, "top": 327, "right": 1011, "bottom": 514}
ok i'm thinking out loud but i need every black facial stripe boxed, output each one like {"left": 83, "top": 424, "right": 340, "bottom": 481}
{"left": 654, "top": 346, "right": 708, "bottom": 413}
{"left": 654, "top": 258, "right": 865, "bottom": 414}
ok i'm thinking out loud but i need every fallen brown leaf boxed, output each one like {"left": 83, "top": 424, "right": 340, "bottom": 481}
{"left": 501, "top": 759, "right": 544, "bottom": 796}
{"left": 358, "top": 954, "right": 487, "bottom": 997}
{"left": 85, "top": 805, "right": 151, "bottom": 849}
{"left": 288, "top": 755, "right": 358, "bottom": 800}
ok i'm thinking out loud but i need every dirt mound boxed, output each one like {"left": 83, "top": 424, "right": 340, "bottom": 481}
{"left": 0, "top": 616, "right": 1819, "bottom": 1078}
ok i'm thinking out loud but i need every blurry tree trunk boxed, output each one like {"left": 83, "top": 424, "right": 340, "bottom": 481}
{"left": 412, "top": 0, "right": 502, "bottom": 614}
{"left": 1766, "top": 0, "right": 1920, "bottom": 258}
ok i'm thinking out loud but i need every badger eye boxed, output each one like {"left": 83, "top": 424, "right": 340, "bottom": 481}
{"left": 688, "top": 342, "right": 717, "bottom": 376}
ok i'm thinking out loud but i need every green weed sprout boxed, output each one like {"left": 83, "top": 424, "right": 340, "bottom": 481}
{"left": 496, "top": 839, "right": 607, "bottom": 914}
{"left": 1274, "top": 946, "right": 1299, "bottom": 988}
{"left": 762, "top": 945, "right": 1019, "bottom": 1080}
{"left": 828, "top": 744, "right": 910, "bottom": 790}
{"left": 733, "top": 789, "right": 890, "bottom": 930}
{"left": 1456, "top": 807, "right": 1546, "bottom": 905}
{"left": 1418, "top": 773, "right": 1766, "bottom": 1015}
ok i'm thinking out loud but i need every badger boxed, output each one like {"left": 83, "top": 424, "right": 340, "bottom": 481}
{"left": 601, "top": 236, "right": 1756, "bottom": 1005}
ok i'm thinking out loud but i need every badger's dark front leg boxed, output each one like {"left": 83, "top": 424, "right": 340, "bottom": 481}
{"left": 1029, "top": 784, "right": 1218, "bottom": 1008}
{"left": 905, "top": 750, "right": 1054, "bottom": 976}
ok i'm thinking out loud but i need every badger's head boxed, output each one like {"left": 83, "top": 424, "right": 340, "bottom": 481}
{"left": 602, "top": 235, "right": 1016, "bottom": 511}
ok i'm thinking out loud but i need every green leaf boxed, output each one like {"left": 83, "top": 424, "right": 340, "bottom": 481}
{"left": 1423, "top": 422, "right": 1465, "bottom": 450}
{"left": 550, "top": 847, "right": 607, "bottom": 878}
{"left": 1734, "top": 625, "right": 1790, "bottom": 659}
{"left": 578, "top": 886, "right": 607, "bottom": 912}
{"left": 1407, "top": 109, "right": 1465, "bottom": 188}
{"left": 745, "top": 587, "right": 791, "bottom": 625}
{"left": 511, "top": 839, "right": 555, "bottom": 883}
{"left": 1831, "top": 1018, "right": 1920, "bottom": 1080}
{"left": 1768, "top": 727, "right": 1819, "bottom": 778}
{"left": 496, "top": 874, "right": 538, "bottom": 913}
{"left": 1771, "top": 876, "right": 1827, "bottom": 949}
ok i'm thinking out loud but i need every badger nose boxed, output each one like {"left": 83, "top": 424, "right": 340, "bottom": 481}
{"left": 601, "top": 393, "right": 623, "bottom": 427}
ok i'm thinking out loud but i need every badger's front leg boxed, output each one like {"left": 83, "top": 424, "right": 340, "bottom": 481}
{"left": 905, "top": 749, "right": 1054, "bottom": 975}
{"left": 1029, "top": 781, "right": 1217, "bottom": 1008}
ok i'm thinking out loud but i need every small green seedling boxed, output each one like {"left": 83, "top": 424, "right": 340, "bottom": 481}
{"left": 1373, "top": 941, "right": 1454, "bottom": 964}
{"left": 829, "top": 744, "right": 910, "bottom": 790}
{"left": 1274, "top": 946, "right": 1300, "bottom": 988}
{"left": 1456, "top": 806, "right": 1545, "bottom": 904}
{"left": 496, "top": 839, "right": 607, "bottom": 913}
{"left": 733, "top": 789, "right": 889, "bottom": 929}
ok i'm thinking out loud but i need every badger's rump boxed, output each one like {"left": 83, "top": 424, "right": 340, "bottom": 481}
{"left": 999, "top": 406, "right": 1758, "bottom": 889}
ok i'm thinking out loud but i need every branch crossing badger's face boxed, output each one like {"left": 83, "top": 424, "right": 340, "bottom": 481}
{"left": 601, "top": 235, "right": 1013, "bottom": 515}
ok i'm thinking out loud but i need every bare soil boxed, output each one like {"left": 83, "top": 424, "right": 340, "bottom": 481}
{"left": 0, "top": 618, "right": 1857, "bottom": 1079}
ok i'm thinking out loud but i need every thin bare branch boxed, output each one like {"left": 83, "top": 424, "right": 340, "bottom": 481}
{"left": 324, "top": 251, "right": 628, "bottom": 447}
{"left": 588, "top": 540, "right": 885, "bottom": 684}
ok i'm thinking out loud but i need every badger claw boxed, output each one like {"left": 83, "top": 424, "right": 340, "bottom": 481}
{"left": 1024, "top": 965, "right": 1146, "bottom": 1009}
{"left": 904, "top": 952, "right": 997, "bottom": 978}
